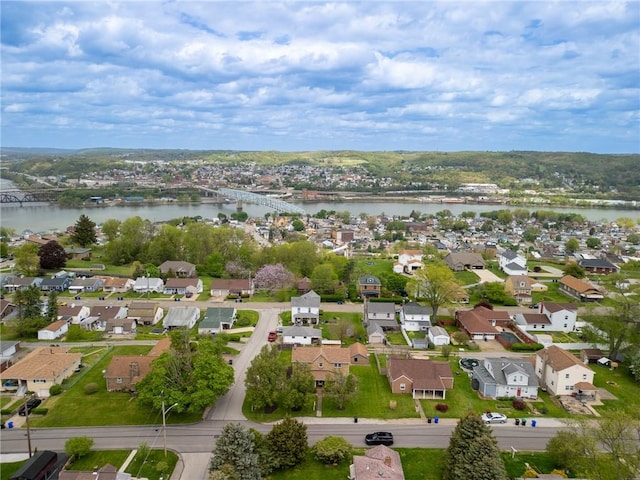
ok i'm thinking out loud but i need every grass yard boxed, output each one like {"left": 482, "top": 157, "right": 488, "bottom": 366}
{"left": 591, "top": 364, "right": 640, "bottom": 416}
{"left": 318, "top": 312, "right": 366, "bottom": 345}
{"left": 385, "top": 331, "right": 409, "bottom": 345}
{"left": 454, "top": 270, "right": 480, "bottom": 286}
{"left": 354, "top": 258, "right": 395, "bottom": 278}
{"left": 28, "top": 345, "right": 201, "bottom": 427}
{"left": 0, "top": 461, "right": 25, "bottom": 480}
{"left": 66, "top": 450, "right": 130, "bottom": 471}
{"left": 125, "top": 449, "right": 179, "bottom": 480}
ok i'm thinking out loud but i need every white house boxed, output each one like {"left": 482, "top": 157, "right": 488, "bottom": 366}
{"left": 541, "top": 302, "right": 578, "bottom": 332}
{"left": 395, "top": 249, "right": 424, "bottom": 273}
{"left": 428, "top": 326, "right": 450, "bottom": 346}
{"left": 400, "top": 302, "right": 432, "bottom": 332}
{"left": 535, "top": 345, "right": 595, "bottom": 396}
{"left": 163, "top": 307, "right": 200, "bottom": 330}
{"left": 58, "top": 304, "right": 91, "bottom": 325}
{"left": 291, "top": 290, "right": 321, "bottom": 325}
{"left": 133, "top": 277, "right": 165, "bottom": 293}
{"left": 38, "top": 320, "right": 69, "bottom": 341}
{"left": 498, "top": 249, "right": 528, "bottom": 276}
{"left": 282, "top": 326, "right": 322, "bottom": 346}
{"left": 472, "top": 357, "right": 539, "bottom": 399}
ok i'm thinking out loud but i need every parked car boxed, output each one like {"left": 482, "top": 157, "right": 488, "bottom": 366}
{"left": 268, "top": 331, "right": 277, "bottom": 342}
{"left": 481, "top": 412, "right": 508, "bottom": 424}
{"left": 365, "top": 432, "right": 394, "bottom": 446}
{"left": 18, "top": 398, "right": 42, "bottom": 416}
{"left": 459, "top": 358, "right": 479, "bottom": 371}
{"left": 529, "top": 303, "right": 540, "bottom": 309}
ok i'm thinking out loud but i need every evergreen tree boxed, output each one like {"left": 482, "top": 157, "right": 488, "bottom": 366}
{"left": 443, "top": 413, "right": 507, "bottom": 480}
{"left": 71, "top": 214, "right": 97, "bottom": 247}
{"left": 210, "top": 423, "right": 261, "bottom": 480}
{"left": 267, "top": 417, "right": 308, "bottom": 469}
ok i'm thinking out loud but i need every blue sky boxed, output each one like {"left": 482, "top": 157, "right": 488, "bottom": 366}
{"left": 1, "top": 1, "right": 639, "bottom": 153}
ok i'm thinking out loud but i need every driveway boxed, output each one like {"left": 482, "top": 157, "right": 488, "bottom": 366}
{"left": 474, "top": 268, "right": 505, "bottom": 284}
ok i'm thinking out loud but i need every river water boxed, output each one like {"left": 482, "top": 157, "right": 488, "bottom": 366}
{"left": 1, "top": 178, "right": 638, "bottom": 233}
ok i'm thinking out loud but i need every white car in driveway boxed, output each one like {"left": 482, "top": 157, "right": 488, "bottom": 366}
{"left": 482, "top": 412, "right": 508, "bottom": 424}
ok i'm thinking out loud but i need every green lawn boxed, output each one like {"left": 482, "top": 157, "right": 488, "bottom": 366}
{"left": 62, "top": 448, "right": 178, "bottom": 480}
{"left": 67, "top": 450, "right": 130, "bottom": 471}
{"left": 591, "top": 364, "right": 640, "bottom": 416}
{"left": 318, "top": 312, "right": 366, "bottom": 345}
{"left": 454, "top": 270, "right": 480, "bottom": 285}
{"left": 0, "top": 461, "right": 24, "bottom": 480}
{"left": 28, "top": 345, "right": 201, "bottom": 427}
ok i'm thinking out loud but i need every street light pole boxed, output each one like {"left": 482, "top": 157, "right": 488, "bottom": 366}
{"left": 23, "top": 394, "right": 32, "bottom": 458}
{"left": 162, "top": 397, "right": 178, "bottom": 457}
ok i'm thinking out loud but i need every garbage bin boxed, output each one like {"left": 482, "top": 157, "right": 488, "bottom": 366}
{"left": 427, "top": 417, "right": 432, "bottom": 424}
{"left": 434, "top": 416, "right": 439, "bottom": 424}
{"left": 515, "top": 418, "right": 520, "bottom": 426}
{"left": 354, "top": 417, "right": 358, "bottom": 423}
{"left": 521, "top": 418, "right": 527, "bottom": 426}
{"left": 531, "top": 419, "right": 537, "bottom": 428}
{"left": 7, "top": 421, "right": 13, "bottom": 429}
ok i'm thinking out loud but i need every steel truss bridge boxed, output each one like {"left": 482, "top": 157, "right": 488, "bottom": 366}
{"left": 0, "top": 190, "right": 61, "bottom": 205}
{"left": 212, "top": 187, "right": 305, "bottom": 215}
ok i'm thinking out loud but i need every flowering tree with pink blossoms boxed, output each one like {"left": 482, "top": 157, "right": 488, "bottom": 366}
{"left": 254, "top": 264, "right": 295, "bottom": 294}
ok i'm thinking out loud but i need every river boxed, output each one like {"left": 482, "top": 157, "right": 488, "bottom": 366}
{"left": 1, "top": 178, "right": 638, "bottom": 233}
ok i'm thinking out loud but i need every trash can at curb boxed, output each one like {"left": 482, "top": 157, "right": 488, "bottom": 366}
{"left": 434, "top": 416, "right": 439, "bottom": 424}
{"left": 515, "top": 418, "right": 520, "bottom": 426}
{"left": 531, "top": 419, "right": 537, "bottom": 428}
{"left": 7, "top": 421, "right": 13, "bottom": 429}
{"left": 427, "top": 417, "right": 432, "bottom": 424}
{"left": 354, "top": 417, "right": 358, "bottom": 423}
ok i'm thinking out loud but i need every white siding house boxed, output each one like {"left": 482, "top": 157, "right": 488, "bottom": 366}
{"left": 38, "top": 320, "right": 69, "bottom": 340}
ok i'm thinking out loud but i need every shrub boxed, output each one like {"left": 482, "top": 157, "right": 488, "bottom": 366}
{"left": 312, "top": 436, "right": 352, "bottom": 465}
{"left": 512, "top": 399, "right": 526, "bottom": 410}
{"left": 49, "top": 385, "right": 63, "bottom": 396}
{"left": 85, "top": 383, "right": 98, "bottom": 395}
{"left": 31, "top": 408, "right": 48, "bottom": 416}
{"left": 435, "top": 403, "right": 449, "bottom": 412}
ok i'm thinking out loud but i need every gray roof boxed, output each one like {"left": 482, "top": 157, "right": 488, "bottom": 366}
{"left": 291, "top": 290, "right": 321, "bottom": 308}
{"left": 358, "top": 275, "right": 381, "bottom": 285}
{"left": 505, "top": 261, "right": 527, "bottom": 271}
{"left": 282, "top": 326, "right": 321, "bottom": 337}
{"left": 367, "top": 323, "right": 385, "bottom": 335}
{"left": 473, "top": 357, "right": 539, "bottom": 387}
{"left": 402, "top": 301, "right": 432, "bottom": 316}
{"left": 163, "top": 306, "right": 200, "bottom": 327}
{"left": 500, "top": 249, "right": 519, "bottom": 260}
{"left": 429, "top": 326, "right": 449, "bottom": 337}
{"left": 201, "top": 307, "right": 236, "bottom": 329}
{"left": 366, "top": 302, "right": 396, "bottom": 315}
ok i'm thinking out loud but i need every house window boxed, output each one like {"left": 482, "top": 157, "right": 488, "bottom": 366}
{"left": 318, "top": 363, "right": 323, "bottom": 368}
{"left": 334, "top": 363, "right": 342, "bottom": 368}
{"left": 564, "top": 324, "right": 567, "bottom": 328}
{"left": 116, "top": 377, "right": 123, "bottom": 384}
{"left": 565, "top": 374, "right": 570, "bottom": 379}
{"left": 583, "top": 374, "right": 588, "bottom": 380}
{"left": 565, "top": 385, "right": 574, "bottom": 391}
{"left": 400, "top": 383, "right": 406, "bottom": 391}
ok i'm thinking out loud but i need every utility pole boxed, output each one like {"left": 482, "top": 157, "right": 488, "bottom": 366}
{"left": 162, "top": 396, "right": 178, "bottom": 457}
{"left": 23, "top": 394, "right": 32, "bottom": 458}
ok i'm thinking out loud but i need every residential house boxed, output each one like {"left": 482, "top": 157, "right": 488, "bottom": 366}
{"left": 472, "top": 357, "right": 539, "bottom": 399}
{"left": 59, "top": 463, "right": 132, "bottom": 480}
{"left": 64, "top": 247, "right": 92, "bottom": 260}
{"left": 101, "top": 276, "right": 135, "bottom": 294}
{"left": 559, "top": 275, "right": 604, "bottom": 302}
{"left": 577, "top": 258, "right": 619, "bottom": 275}
{"left": 541, "top": 302, "right": 578, "bottom": 332}
{"left": 349, "top": 342, "right": 369, "bottom": 364}
{"left": 513, "top": 312, "right": 552, "bottom": 332}
{"left": 428, "top": 326, "right": 450, "bottom": 346}
{"left": 349, "top": 445, "right": 405, "bottom": 480}
{"left": 581, "top": 348, "right": 604, "bottom": 365}
{"left": 163, "top": 277, "right": 203, "bottom": 295}
{"left": 0, "top": 299, "right": 17, "bottom": 321}
{"left": 162, "top": 306, "right": 201, "bottom": 330}
{"left": 296, "top": 277, "right": 312, "bottom": 293}
{"left": 291, "top": 290, "right": 321, "bottom": 325}
{"left": 0, "top": 340, "right": 20, "bottom": 373}
{"left": 387, "top": 358, "right": 454, "bottom": 399}
{"left": 443, "top": 252, "right": 485, "bottom": 271}
{"left": 366, "top": 323, "right": 386, "bottom": 345}
{"left": 535, "top": 345, "right": 596, "bottom": 396}
{"left": 127, "top": 302, "right": 163, "bottom": 326}
{"left": 498, "top": 249, "right": 528, "bottom": 276}
{"left": 88, "top": 305, "right": 127, "bottom": 330}
{"left": 0, "top": 346, "right": 81, "bottom": 397}
{"left": 68, "top": 277, "right": 105, "bottom": 294}
{"left": 133, "top": 277, "right": 164, "bottom": 293}
{"left": 358, "top": 275, "right": 382, "bottom": 298}
{"left": 210, "top": 278, "right": 254, "bottom": 298}
{"left": 159, "top": 260, "right": 197, "bottom": 278}
{"left": 104, "top": 338, "right": 170, "bottom": 392}
{"left": 281, "top": 326, "right": 322, "bottom": 346}
{"left": 105, "top": 318, "right": 137, "bottom": 335}
{"left": 399, "top": 302, "right": 432, "bottom": 332}
{"left": 393, "top": 249, "right": 424, "bottom": 274}
{"left": 40, "top": 274, "right": 72, "bottom": 293}
{"left": 364, "top": 302, "right": 397, "bottom": 330}
{"left": 58, "top": 304, "right": 91, "bottom": 325}
{"left": 504, "top": 275, "right": 535, "bottom": 304}
{"left": 3, "top": 276, "right": 43, "bottom": 292}
{"left": 334, "top": 229, "right": 355, "bottom": 244}
{"left": 37, "top": 320, "right": 69, "bottom": 341}
{"left": 455, "top": 306, "right": 506, "bottom": 340}
{"left": 292, "top": 345, "right": 352, "bottom": 386}
{"left": 199, "top": 307, "right": 237, "bottom": 335}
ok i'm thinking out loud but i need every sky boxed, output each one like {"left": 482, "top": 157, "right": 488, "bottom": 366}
{"left": 1, "top": 1, "right": 639, "bottom": 153}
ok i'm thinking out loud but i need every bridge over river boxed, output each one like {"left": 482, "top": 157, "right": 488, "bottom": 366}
{"left": 0, "top": 186, "right": 305, "bottom": 215}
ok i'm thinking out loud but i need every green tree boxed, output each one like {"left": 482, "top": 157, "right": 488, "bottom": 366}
{"left": 71, "top": 214, "right": 97, "bottom": 247}
{"left": 267, "top": 417, "right": 308, "bottom": 469}
{"left": 628, "top": 349, "right": 640, "bottom": 383}
{"left": 565, "top": 237, "right": 580, "bottom": 254}
{"left": 282, "top": 363, "right": 316, "bottom": 411}
{"left": 13, "top": 242, "right": 40, "bottom": 276}
{"left": 101, "top": 218, "right": 121, "bottom": 242}
{"left": 38, "top": 240, "right": 67, "bottom": 270}
{"left": 443, "top": 413, "right": 507, "bottom": 480}
{"left": 563, "top": 262, "right": 586, "bottom": 278}
{"left": 407, "top": 264, "right": 461, "bottom": 318}
{"left": 324, "top": 370, "right": 358, "bottom": 410}
{"left": 46, "top": 291, "right": 59, "bottom": 322}
{"left": 291, "top": 219, "right": 305, "bottom": 231}
{"left": 310, "top": 263, "right": 339, "bottom": 294}
{"left": 586, "top": 237, "right": 602, "bottom": 249}
{"left": 209, "top": 423, "right": 261, "bottom": 480}
{"left": 13, "top": 285, "right": 43, "bottom": 322}
{"left": 312, "top": 435, "right": 352, "bottom": 465}
{"left": 136, "top": 332, "right": 234, "bottom": 413}
{"left": 65, "top": 436, "right": 94, "bottom": 459}
{"left": 245, "top": 345, "right": 287, "bottom": 412}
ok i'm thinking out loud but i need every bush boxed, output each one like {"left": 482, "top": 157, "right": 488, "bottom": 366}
{"left": 312, "top": 436, "right": 352, "bottom": 465}
{"left": 512, "top": 399, "right": 526, "bottom": 410}
{"left": 511, "top": 343, "right": 544, "bottom": 352}
{"left": 49, "top": 384, "right": 63, "bottom": 396}
{"left": 435, "top": 403, "right": 449, "bottom": 412}
{"left": 85, "top": 383, "right": 98, "bottom": 395}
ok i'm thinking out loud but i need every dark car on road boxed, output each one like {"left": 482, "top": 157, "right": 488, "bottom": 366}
{"left": 365, "top": 432, "right": 394, "bottom": 446}
{"left": 18, "top": 398, "right": 42, "bottom": 416}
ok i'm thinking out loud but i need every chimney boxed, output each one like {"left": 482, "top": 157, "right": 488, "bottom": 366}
{"left": 130, "top": 362, "right": 139, "bottom": 377}
{"left": 384, "top": 456, "right": 392, "bottom": 467}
